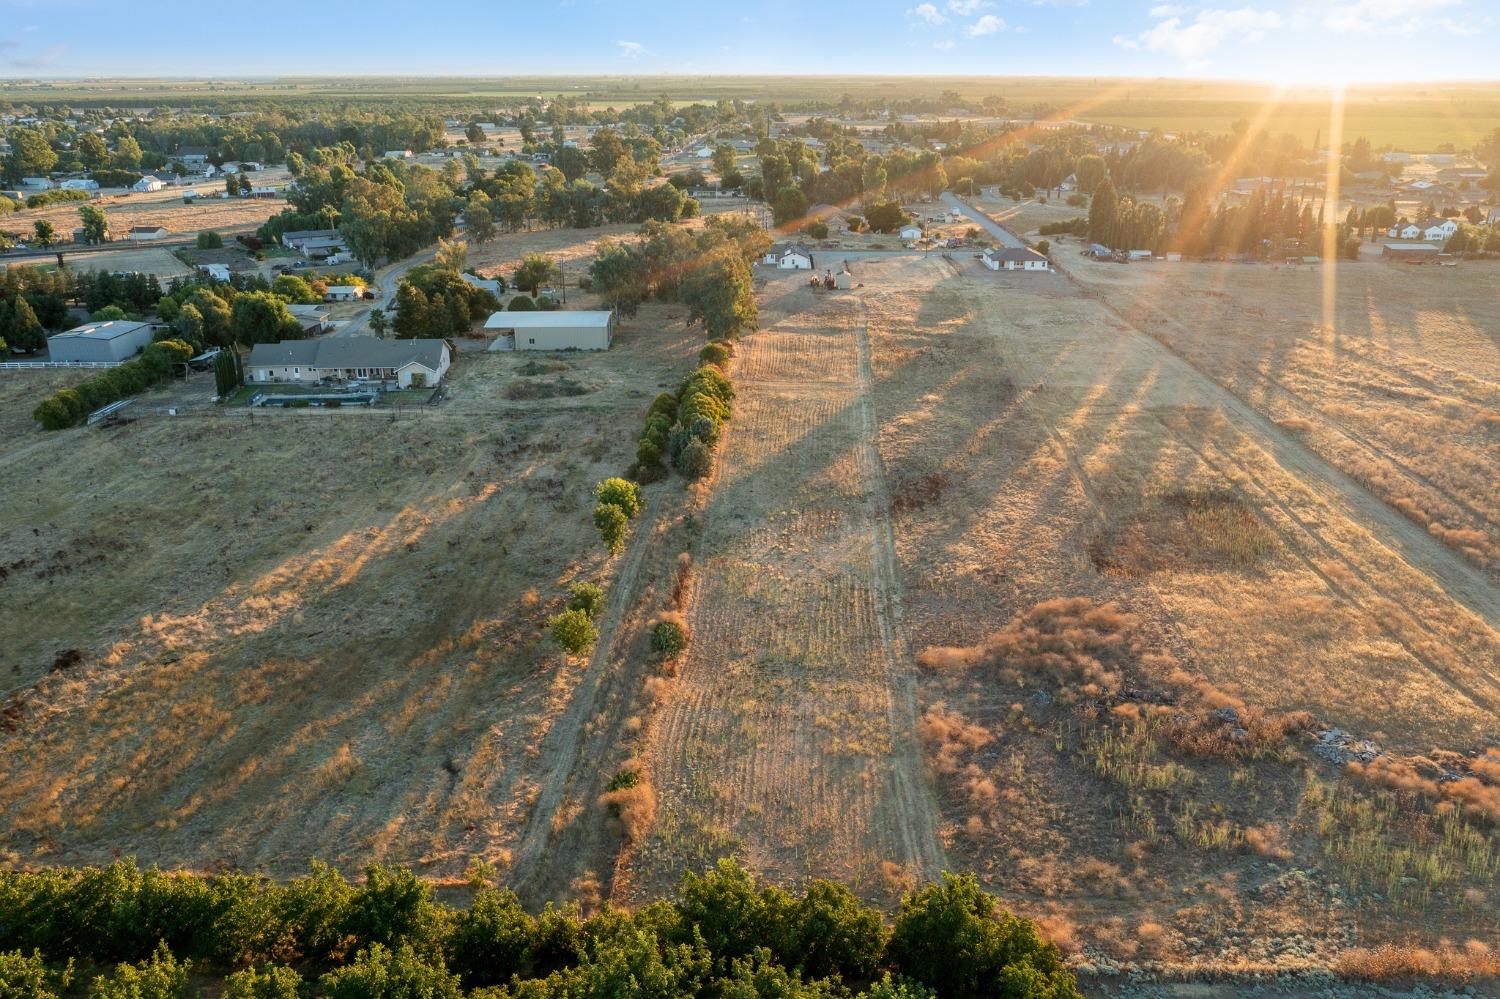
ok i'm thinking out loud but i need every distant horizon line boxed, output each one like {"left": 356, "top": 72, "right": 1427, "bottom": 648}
{"left": 2, "top": 73, "right": 1499, "bottom": 89}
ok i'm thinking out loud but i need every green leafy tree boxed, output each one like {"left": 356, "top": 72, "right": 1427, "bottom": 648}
{"left": 223, "top": 965, "right": 305, "bottom": 999}
{"left": 1087, "top": 178, "right": 1118, "bottom": 246}
{"left": 712, "top": 144, "right": 738, "bottom": 178}
{"left": 9, "top": 297, "right": 46, "bottom": 353}
{"left": 369, "top": 308, "right": 388, "bottom": 338}
{"left": 319, "top": 944, "right": 461, "bottom": 999}
{"left": 393, "top": 283, "right": 430, "bottom": 337}
{"left": 681, "top": 249, "right": 756, "bottom": 340}
{"left": 32, "top": 220, "right": 56, "bottom": 248}
{"left": 886, "top": 873, "right": 1080, "bottom": 999}
{"left": 593, "top": 502, "right": 630, "bottom": 554}
{"left": 512, "top": 253, "right": 557, "bottom": 295}
{"left": 5, "top": 128, "right": 57, "bottom": 183}
{"left": 111, "top": 136, "right": 143, "bottom": 171}
{"left": 77, "top": 133, "right": 110, "bottom": 171}
{"left": 230, "top": 291, "right": 302, "bottom": 347}
{"left": 197, "top": 230, "right": 224, "bottom": 249}
{"left": 567, "top": 582, "right": 606, "bottom": 619}
{"left": 91, "top": 943, "right": 190, "bottom": 999}
{"left": 549, "top": 608, "right": 598, "bottom": 656}
{"left": 272, "top": 274, "right": 320, "bottom": 305}
{"left": 0, "top": 949, "right": 73, "bottom": 999}
{"left": 772, "top": 185, "right": 809, "bottom": 225}
{"left": 463, "top": 199, "right": 495, "bottom": 244}
{"left": 595, "top": 477, "right": 643, "bottom": 518}
{"left": 1073, "top": 155, "right": 1107, "bottom": 194}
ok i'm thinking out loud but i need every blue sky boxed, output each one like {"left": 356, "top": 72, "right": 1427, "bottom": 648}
{"left": 0, "top": 1, "right": 1494, "bottom": 83}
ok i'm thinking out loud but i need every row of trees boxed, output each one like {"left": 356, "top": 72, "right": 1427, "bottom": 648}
{"left": 588, "top": 214, "right": 768, "bottom": 342}
{"left": 32, "top": 339, "right": 194, "bottom": 430}
{"left": 0, "top": 859, "right": 1079, "bottom": 999}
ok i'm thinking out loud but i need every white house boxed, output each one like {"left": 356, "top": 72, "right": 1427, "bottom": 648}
{"left": 1421, "top": 218, "right": 1459, "bottom": 242}
{"left": 384, "top": 149, "right": 414, "bottom": 160}
{"left": 1389, "top": 222, "right": 1423, "bottom": 240}
{"left": 60, "top": 178, "right": 98, "bottom": 191}
{"left": 323, "top": 284, "right": 364, "bottom": 302}
{"left": 20, "top": 177, "right": 54, "bottom": 190}
{"left": 764, "top": 242, "right": 814, "bottom": 270}
{"left": 899, "top": 224, "right": 924, "bottom": 242}
{"left": 127, "top": 225, "right": 168, "bottom": 242}
{"left": 198, "top": 263, "right": 231, "bottom": 281}
{"left": 483, "top": 310, "right": 616, "bottom": 351}
{"left": 132, "top": 175, "right": 167, "bottom": 193}
{"left": 461, "top": 272, "right": 503, "bottom": 295}
{"left": 981, "top": 247, "right": 1050, "bottom": 272}
{"left": 247, "top": 337, "right": 451, "bottom": 388}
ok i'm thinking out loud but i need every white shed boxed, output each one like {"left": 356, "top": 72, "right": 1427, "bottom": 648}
{"left": 484, "top": 310, "right": 617, "bottom": 351}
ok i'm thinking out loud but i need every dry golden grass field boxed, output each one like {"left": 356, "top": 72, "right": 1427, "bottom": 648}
{"left": 3, "top": 221, "right": 1499, "bottom": 981}
{"left": 613, "top": 258, "right": 1500, "bottom": 975}
{"left": 0, "top": 296, "right": 702, "bottom": 884}
{"left": 3, "top": 188, "right": 285, "bottom": 243}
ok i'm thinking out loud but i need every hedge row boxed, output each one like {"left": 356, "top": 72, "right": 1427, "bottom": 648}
{"left": 634, "top": 342, "right": 737, "bottom": 484}
{"left": 33, "top": 339, "right": 195, "bottom": 430}
{"left": 0, "top": 860, "right": 1079, "bottom": 999}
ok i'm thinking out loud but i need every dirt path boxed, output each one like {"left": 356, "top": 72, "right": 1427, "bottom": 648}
{"left": 508, "top": 498, "right": 664, "bottom": 898}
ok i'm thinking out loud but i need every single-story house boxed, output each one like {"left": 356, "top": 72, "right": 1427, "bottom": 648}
{"left": 251, "top": 186, "right": 278, "bottom": 198}
{"left": 60, "top": 178, "right": 99, "bottom": 191}
{"left": 461, "top": 272, "right": 503, "bottom": 295}
{"left": 297, "top": 235, "right": 349, "bottom": 260}
{"left": 128, "top": 225, "right": 169, "bottom": 242}
{"left": 1383, "top": 242, "right": 1440, "bottom": 262}
{"left": 982, "top": 247, "right": 1050, "bottom": 271}
{"left": 176, "top": 150, "right": 210, "bottom": 165}
{"left": 20, "top": 177, "right": 54, "bottom": 190}
{"left": 1388, "top": 222, "right": 1423, "bottom": 240}
{"left": 899, "top": 224, "right": 924, "bottom": 242}
{"left": 198, "top": 263, "right": 231, "bottom": 281}
{"left": 323, "top": 284, "right": 363, "bottom": 302}
{"left": 132, "top": 175, "right": 167, "bottom": 193}
{"left": 286, "top": 304, "right": 331, "bottom": 334}
{"left": 279, "top": 228, "right": 340, "bottom": 250}
{"left": 247, "top": 336, "right": 451, "bottom": 388}
{"left": 484, "top": 310, "right": 616, "bottom": 351}
{"left": 764, "top": 242, "right": 815, "bottom": 270}
{"left": 384, "top": 149, "right": 414, "bottom": 160}
{"left": 47, "top": 320, "right": 159, "bottom": 363}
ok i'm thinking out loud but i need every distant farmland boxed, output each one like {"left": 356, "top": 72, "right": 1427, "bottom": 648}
{"left": 3, "top": 76, "right": 1496, "bottom": 149}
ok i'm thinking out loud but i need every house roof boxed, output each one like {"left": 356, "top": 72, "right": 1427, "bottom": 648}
{"left": 280, "top": 228, "right": 339, "bottom": 244}
{"left": 1385, "top": 242, "right": 1438, "bottom": 251}
{"left": 247, "top": 337, "right": 448, "bottom": 372}
{"left": 129, "top": 225, "right": 167, "bottom": 233}
{"left": 484, "top": 310, "right": 614, "bottom": 330}
{"left": 771, "top": 242, "right": 814, "bottom": 258}
{"left": 986, "top": 247, "right": 1049, "bottom": 263}
{"left": 49, "top": 320, "right": 155, "bottom": 342}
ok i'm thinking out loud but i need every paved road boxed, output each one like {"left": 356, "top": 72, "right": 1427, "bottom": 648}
{"left": 940, "top": 191, "right": 1024, "bottom": 248}
{"left": 333, "top": 240, "right": 451, "bottom": 337}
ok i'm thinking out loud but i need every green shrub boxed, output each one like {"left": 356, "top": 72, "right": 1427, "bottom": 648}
{"left": 0, "top": 950, "right": 73, "bottom": 999}
{"left": 595, "top": 477, "right": 643, "bottom": 519}
{"left": 223, "top": 964, "right": 304, "bottom": 999}
{"left": 342, "top": 865, "right": 442, "bottom": 954}
{"left": 91, "top": 943, "right": 190, "bottom": 999}
{"left": 33, "top": 395, "right": 75, "bottom": 430}
{"left": 806, "top": 221, "right": 830, "bottom": 239}
{"left": 506, "top": 295, "right": 537, "bottom": 312}
{"left": 444, "top": 890, "right": 539, "bottom": 989}
{"left": 698, "top": 342, "right": 731, "bottom": 369}
{"left": 593, "top": 503, "right": 630, "bottom": 554}
{"left": 320, "top": 944, "right": 462, "bottom": 999}
{"left": 676, "top": 438, "right": 712, "bottom": 479}
{"left": 648, "top": 392, "right": 678, "bottom": 420}
{"left": 196, "top": 231, "right": 224, "bottom": 250}
{"left": 567, "top": 582, "right": 606, "bottom": 619}
{"left": 651, "top": 618, "right": 689, "bottom": 659}
{"left": 549, "top": 608, "right": 598, "bottom": 657}
{"left": 636, "top": 438, "right": 664, "bottom": 470}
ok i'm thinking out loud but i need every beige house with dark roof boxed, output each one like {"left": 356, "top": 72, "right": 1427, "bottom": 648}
{"left": 247, "top": 337, "right": 451, "bottom": 388}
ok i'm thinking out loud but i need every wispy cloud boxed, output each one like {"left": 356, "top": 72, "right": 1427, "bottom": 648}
{"left": 965, "top": 13, "right": 1006, "bottom": 35}
{"left": 907, "top": 3, "right": 948, "bottom": 25}
{"left": 1115, "top": 6, "right": 1282, "bottom": 60}
{"left": 1320, "top": 0, "right": 1472, "bottom": 34}
{"left": 946, "top": 0, "right": 993, "bottom": 14}
{"left": 616, "top": 40, "right": 650, "bottom": 59}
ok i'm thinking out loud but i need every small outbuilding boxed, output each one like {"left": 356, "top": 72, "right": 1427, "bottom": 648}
{"left": 323, "top": 284, "right": 364, "bottom": 302}
{"left": 128, "top": 225, "right": 169, "bottom": 242}
{"left": 484, "top": 310, "right": 616, "bottom": 351}
{"left": 47, "top": 320, "right": 158, "bottom": 363}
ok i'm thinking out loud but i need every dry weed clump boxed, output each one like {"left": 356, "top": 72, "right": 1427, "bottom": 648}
{"left": 918, "top": 598, "right": 1140, "bottom": 693}
{"left": 1244, "top": 822, "right": 1293, "bottom": 860}
{"left": 598, "top": 765, "right": 658, "bottom": 844}
{"left": 1334, "top": 941, "right": 1500, "bottom": 982}
{"left": 1089, "top": 488, "right": 1277, "bottom": 576}
{"left": 1347, "top": 751, "right": 1500, "bottom": 824}
{"left": 1032, "top": 912, "right": 1083, "bottom": 955}
{"left": 917, "top": 703, "right": 993, "bottom": 774}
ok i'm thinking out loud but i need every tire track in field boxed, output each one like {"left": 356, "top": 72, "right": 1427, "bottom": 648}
{"left": 849, "top": 295, "right": 949, "bottom": 883}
